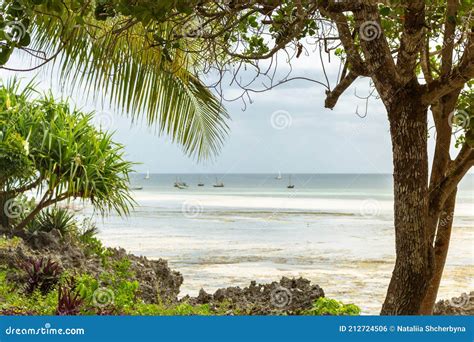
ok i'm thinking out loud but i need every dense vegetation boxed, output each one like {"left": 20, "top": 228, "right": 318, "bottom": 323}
{"left": 0, "top": 232, "right": 360, "bottom": 316}
{"left": 0, "top": 81, "right": 134, "bottom": 231}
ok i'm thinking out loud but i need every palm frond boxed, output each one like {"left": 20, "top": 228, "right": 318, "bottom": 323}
{"left": 29, "top": 9, "right": 229, "bottom": 160}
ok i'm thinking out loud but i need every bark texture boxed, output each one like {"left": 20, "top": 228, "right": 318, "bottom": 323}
{"left": 381, "top": 87, "right": 433, "bottom": 315}
{"left": 419, "top": 189, "right": 457, "bottom": 314}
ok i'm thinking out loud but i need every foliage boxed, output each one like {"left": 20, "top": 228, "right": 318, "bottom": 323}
{"left": 0, "top": 235, "right": 21, "bottom": 249}
{"left": 0, "top": 0, "right": 230, "bottom": 161}
{"left": 131, "top": 301, "right": 213, "bottom": 316}
{"left": 75, "top": 219, "right": 111, "bottom": 262}
{"left": 20, "top": 256, "right": 62, "bottom": 295}
{"left": 0, "top": 81, "right": 135, "bottom": 229}
{"left": 304, "top": 297, "right": 361, "bottom": 316}
{"left": 454, "top": 84, "right": 474, "bottom": 148}
{"left": 76, "top": 258, "right": 140, "bottom": 314}
{"left": 0, "top": 0, "right": 32, "bottom": 64}
{"left": 27, "top": 207, "right": 77, "bottom": 236}
{"left": 1, "top": 256, "right": 362, "bottom": 316}
{"left": 56, "top": 279, "right": 83, "bottom": 316}
{"left": 0, "top": 271, "right": 58, "bottom": 315}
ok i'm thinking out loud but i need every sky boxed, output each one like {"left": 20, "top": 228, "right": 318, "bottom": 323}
{"left": 0, "top": 48, "right": 462, "bottom": 174}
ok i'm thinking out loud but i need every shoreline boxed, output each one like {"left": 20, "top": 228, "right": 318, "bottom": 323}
{"left": 1, "top": 230, "right": 471, "bottom": 316}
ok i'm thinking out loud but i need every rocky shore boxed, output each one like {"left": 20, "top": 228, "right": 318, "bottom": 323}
{"left": 0, "top": 228, "right": 470, "bottom": 315}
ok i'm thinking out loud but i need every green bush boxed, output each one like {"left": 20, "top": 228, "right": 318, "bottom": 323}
{"left": 0, "top": 271, "right": 58, "bottom": 315}
{"left": 75, "top": 219, "right": 112, "bottom": 263}
{"left": 304, "top": 297, "right": 361, "bottom": 316}
{"left": 0, "top": 236, "right": 22, "bottom": 249}
{"left": 76, "top": 258, "right": 139, "bottom": 314}
{"left": 27, "top": 208, "right": 77, "bottom": 236}
{"left": 20, "top": 257, "right": 62, "bottom": 295}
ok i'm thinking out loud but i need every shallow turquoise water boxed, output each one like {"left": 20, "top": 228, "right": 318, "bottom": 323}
{"left": 79, "top": 174, "right": 473, "bottom": 314}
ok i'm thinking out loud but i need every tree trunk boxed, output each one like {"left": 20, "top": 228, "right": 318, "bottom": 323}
{"left": 0, "top": 193, "right": 13, "bottom": 231}
{"left": 419, "top": 189, "right": 457, "bottom": 314}
{"left": 381, "top": 91, "right": 433, "bottom": 315}
{"left": 417, "top": 91, "right": 460, "bottom": 314}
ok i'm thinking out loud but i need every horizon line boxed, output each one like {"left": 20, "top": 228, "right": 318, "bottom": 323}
{"left": 131, "top": 172, "right": 395, "bottom": 175}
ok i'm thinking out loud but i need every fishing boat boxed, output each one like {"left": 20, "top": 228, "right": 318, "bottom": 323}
{"left": 197, "top": 176, "right": 204, "bottom": 186}
{"left": 174, "top": 177, "right": 188, "bottom": 188}
{"left": 213, "top": 177, "right": 224, "bottom": 188}
{"left": 287, "top": 175, "right": 295, "bottom": 189}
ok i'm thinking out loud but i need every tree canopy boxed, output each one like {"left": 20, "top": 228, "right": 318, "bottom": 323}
{"left": 0, "top": 80, "right": 134, "bottom": 230}
{"left": 0, "top": 0, "right": 230, "bottom": 160}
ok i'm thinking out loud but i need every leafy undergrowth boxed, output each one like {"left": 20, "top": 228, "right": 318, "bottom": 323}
{"left": 0, "top": 265, "right": 219, "bottom": 316}
{"left": 304, "top": 297, "right": 361, "bottom": 315}
{"left": 0, "top": 232, "right": 361, "bottom": 316}
{"left": 0, "top": 236, "right": 22, "bottom": 249}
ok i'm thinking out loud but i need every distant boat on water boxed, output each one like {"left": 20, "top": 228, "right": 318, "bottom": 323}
{"left": 145, "top": 170, "right": 150, "bottom": 180}
{"left": 131, "top": 186, "right": 143, "bottom": 190}
{"left": 213, "top": 177, "right": 224, "bottom": 188}
{"left": 174, "top": 177, "right": 188, "bottom": 189}
{"left": 275, "top": 171, "right": 282, "bottom": 180}
{"left": 198, "top": 176, "right": 204, "bottom": 187}
{"left": 287, "top": 175, "right": 295, "bottom": 189}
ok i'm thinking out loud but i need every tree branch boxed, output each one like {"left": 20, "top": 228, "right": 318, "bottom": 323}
{"left": 0, "top": 178, "right": 43, "bottom": 197}
{"left": 320, "top": 9, "right": 368, "bottom": 76}
{"left": 13, "top": 192, "right": 71, "bottom": 232}
{"left": 420, "top": 33, "right": 433, "bottom": 83}
{"left": 353, "top": 3, "right": 399, "bottom": 104}
{"left": 421, "top": 31, "right": 474, "bottom": 105}
{"left": 429, "top": 144, "right": 474, "bottom": 212}
{"left": 324, "top": 71, "right": 358, "bottom": 109}
{"left": 440, "top": 0, "right": 460, "bottom": 78}
{"left": 396, "top": 0, "right": 426, "bottom": 83}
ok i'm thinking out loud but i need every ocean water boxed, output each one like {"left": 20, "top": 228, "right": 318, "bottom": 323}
{"left": 86, "top": 174, "right": 473, "bottom": 314}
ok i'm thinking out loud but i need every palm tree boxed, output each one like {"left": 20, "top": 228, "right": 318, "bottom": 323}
{"left": 0, "top": 80, "right": 134, "bottom": 231}
{"left": 2, "top": 1, "right": 229, "bottom": 160}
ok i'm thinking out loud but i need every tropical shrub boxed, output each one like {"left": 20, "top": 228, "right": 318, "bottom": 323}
{"left": 0, "top": 271, "right": 58, "bottom": 315}
{"left": 27, "top": 208, "right": 77, "bottom": 236}
{"left": 0, "top": 80, "right": 134, "bottom": 231}
{"left": 304, "top": 298, "right": 361, "bottom": 316}
{"left": 20, "top": 257, "right": 62, "bottom": 295}
{"left": 76, "top": 258, "right": 139, "bottom": 314}
{"left": 56, "top": 279, "right": 83, "bottom": 316}
{"left": 75, "top": 220, "right": 111, "bottom": 262}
